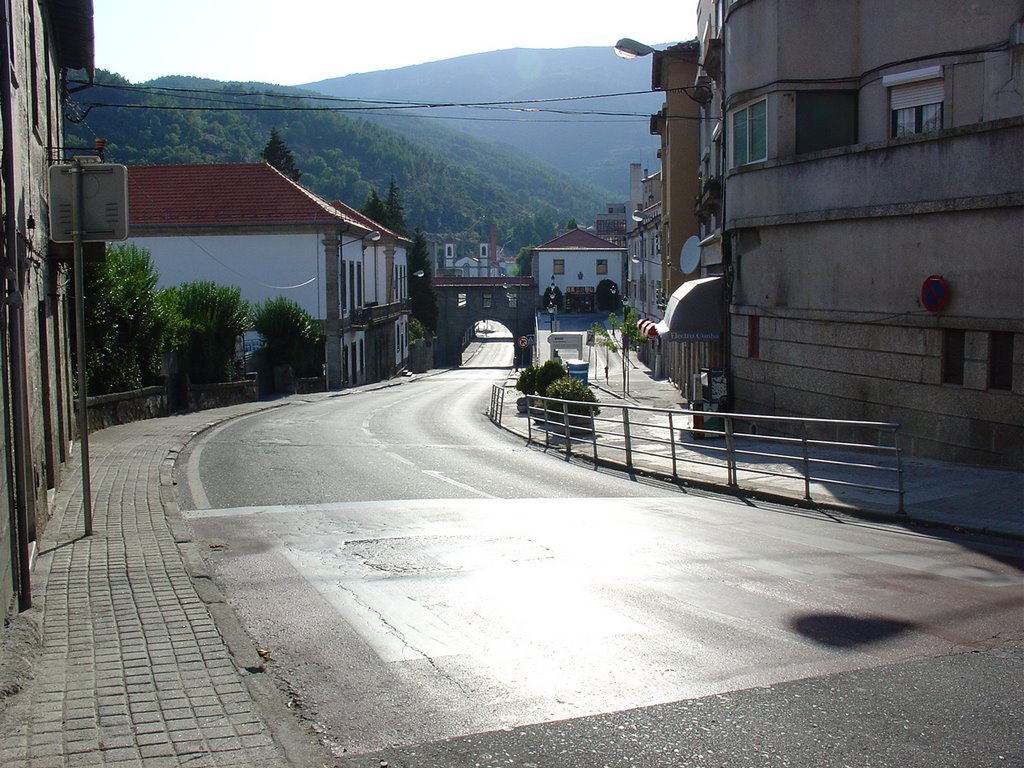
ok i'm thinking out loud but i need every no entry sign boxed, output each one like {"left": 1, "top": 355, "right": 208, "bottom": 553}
{"left": 921, "top": 275, "right": 950, "bottom": 312}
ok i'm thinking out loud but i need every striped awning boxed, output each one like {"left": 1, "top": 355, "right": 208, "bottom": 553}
{"left": 637, "top": 319, "right": 659, "bottom": 338}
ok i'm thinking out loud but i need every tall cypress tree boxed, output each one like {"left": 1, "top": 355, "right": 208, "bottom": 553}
{"left": 262, "top": 128, "right": 301, "bottom": 181}
{"left": 383, "top": 176, "right": 407, "bottom": 236}
{"left": 361, "top": 189, "right": 388, "bottom": 227}
{"left": 408, "top": 227, "right": 438, "bottom": 331}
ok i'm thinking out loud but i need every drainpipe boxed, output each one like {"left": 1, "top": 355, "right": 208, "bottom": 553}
{"left": 1, "top": 0, "right": 34, "bottom": 611}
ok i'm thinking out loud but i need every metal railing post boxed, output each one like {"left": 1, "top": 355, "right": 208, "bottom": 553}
{"left": 543, "top": 398, "right": 550, "bottom": 449}
{"left": 622, "top": 405, "right": 633, "bottom": 469}
{"left": 895, "top": 428, "right": 905, "bottom": 515}
{"left": 801, "top": 421, "right": 812, "bottom": 501}
{"left": 725, "top": 414, "right": 738, "bottom": 487}
{"left": 563, "top": 401, "right": 572, "bottom": 457}
{"left": 668, "top": 411, "right": 678, "bottom": 479}
{"left": 590, "top": 404, "right": 598, "bottom": 464}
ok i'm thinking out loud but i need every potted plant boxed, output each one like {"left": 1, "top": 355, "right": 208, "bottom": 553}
{"left": 542, "top": 376, "right": 600, "bottom": 432}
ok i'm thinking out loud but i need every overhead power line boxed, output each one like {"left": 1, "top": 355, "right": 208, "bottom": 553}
{"left": 65, "top": 78, "right": 717, "bottom": 122}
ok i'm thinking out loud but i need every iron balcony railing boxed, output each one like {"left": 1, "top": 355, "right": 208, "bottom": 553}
{"left": 343, "top": 299, "right": 410, "bottom": 329}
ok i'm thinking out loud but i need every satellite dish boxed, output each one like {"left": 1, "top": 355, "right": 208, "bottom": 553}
{"left": 679, "top": 236, "right": 700, "bottom": 274}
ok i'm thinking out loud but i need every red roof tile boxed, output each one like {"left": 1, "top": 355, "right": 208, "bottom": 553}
{"left": 536, "top": 227, "right": 622, "bottom": 250}
{"left": 127, "top": 162, "right": 366, "bottom": 230}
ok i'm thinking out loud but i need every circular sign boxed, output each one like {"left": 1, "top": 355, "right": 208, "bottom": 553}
{"left": 921, "top": 275, "right": 950, "bottom": 312}
{"left": 517, "top": 336, "right": 529, "bottom": 348}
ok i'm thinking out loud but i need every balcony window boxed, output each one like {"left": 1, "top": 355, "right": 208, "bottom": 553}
{"left": 796, "top": 91, "right": 858, "bottom": 154}
{"left": 884, "top": 67, "right": 944, "bottom": 138}
{"left": 892, "top": 102, "right": 942, "bottom": 138}
{"left": 732, "top": 99, "right": 767, "bottom": 166}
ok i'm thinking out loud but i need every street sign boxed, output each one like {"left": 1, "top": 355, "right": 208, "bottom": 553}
{"left": 48, "top": 162, "right": 129, "bottom": 242}
{"left": 517, "top": 336, "right": 529, "bottom": 348}
{"left": 526, "top": 334, "right": 535, "bottom": 347}
{"left": 921, "top": 275, "right": 949, "bottom": 312}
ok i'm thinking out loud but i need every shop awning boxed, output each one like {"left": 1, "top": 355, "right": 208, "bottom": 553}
{"left": 636, "top": 318, "right": 659, "bottom": 338}
{"left": 654, "top": 276, "right": 724, "bottom": 341}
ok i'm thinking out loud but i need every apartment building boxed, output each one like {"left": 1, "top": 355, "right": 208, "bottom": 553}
{"left": 696, "top": 0, "right": 1023, "bottom": 467}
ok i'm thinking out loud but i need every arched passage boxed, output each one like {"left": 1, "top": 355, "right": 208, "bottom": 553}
{"left": 433, "top": 277, "right": 537, "bottom": 367}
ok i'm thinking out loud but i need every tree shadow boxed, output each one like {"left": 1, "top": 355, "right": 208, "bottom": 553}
{"left": 791, "top": 612, "right": 918, "bottom": 648}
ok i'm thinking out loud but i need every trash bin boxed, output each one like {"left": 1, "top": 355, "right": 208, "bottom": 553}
{"left": 566, "top": 359, "right": 589, "bottom": 385}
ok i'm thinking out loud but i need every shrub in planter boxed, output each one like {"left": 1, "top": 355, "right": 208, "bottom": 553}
{"left": 515, "top": 365, "right": 538, "bottom": 395}
{"left": 543, "top": 377, "right": 600, "bottom": 416}
{"left": 535, "top": 358, "right": 568, "bottom": 396}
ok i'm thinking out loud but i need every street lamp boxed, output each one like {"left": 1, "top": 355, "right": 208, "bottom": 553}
{"left": 612, "top": 39, "right": 714, "bottom": 104}
{"left": 614, "top": 38, "right": 657, "bottom": 59}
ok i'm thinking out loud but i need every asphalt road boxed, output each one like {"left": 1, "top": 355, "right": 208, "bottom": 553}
{"left": 177, "top": 355, "right": 1023, "bottom": 767}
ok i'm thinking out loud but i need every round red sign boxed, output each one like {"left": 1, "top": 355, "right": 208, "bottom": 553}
{"left": 921, "top": 275, "right": 949, "bottom": 312}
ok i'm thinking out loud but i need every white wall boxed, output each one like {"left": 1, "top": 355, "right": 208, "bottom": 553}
{"left": 537, "top": 250, "right": 622, "bottom": 299}
{"left": 130, "top": 232, "right": 323, "bottom": 319}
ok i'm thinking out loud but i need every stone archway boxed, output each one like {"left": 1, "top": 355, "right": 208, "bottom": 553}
{"left": 433, "top": 277, "right": 536, "bottom": 367}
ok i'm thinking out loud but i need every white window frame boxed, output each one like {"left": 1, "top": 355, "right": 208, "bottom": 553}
{"left": 732, "top": 98, "right": 767, "bottom": 167}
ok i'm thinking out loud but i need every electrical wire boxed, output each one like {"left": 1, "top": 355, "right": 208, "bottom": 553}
{"left": 184, "top": 236, "right": 317, "bottom": 290}
{"left": 64, "top": 78, "right": 719, "bottom": 121}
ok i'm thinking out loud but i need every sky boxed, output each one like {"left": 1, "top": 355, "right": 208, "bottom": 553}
{"left": 93, "top": 1, "right": 697, "bottom": 85}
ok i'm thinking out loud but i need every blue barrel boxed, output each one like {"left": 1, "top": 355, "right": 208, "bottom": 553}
{"left": 565, "top": 359, "right": 589, "bottom": 385}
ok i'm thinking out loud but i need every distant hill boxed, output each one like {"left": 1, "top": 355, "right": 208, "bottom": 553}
{"left": 62, "top": 46, "right": 664, "bottom": 252}
{"left": 304, "top": 46, "right": 665, "bottom": 196}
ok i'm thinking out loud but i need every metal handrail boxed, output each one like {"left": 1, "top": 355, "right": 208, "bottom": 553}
{"left": 489, "top": 385, "right": 904, "bottom": 514}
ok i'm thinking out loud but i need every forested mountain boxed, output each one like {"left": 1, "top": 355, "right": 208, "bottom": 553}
{"left": 304, "top": 46, "right": 665, "bottom": 195}
{"left": 63, "top": 69, "right": 612, "bottom": 250}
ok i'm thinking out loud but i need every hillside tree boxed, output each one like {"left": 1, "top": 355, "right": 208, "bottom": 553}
{"left": 408, "top": 227, "right": 438, "bottom": 331}
{"left": 262, "top": 127, "right": 301, "bottom": 181}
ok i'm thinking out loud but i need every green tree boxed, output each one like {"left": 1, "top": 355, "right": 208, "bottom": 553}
{"left": 408, "top": 317, "right": 428, "bottom": 342}
{"left": 262, "top": 127, "right": 301, "bottom": 181}
{"left": 173, "top": 281, "right": 250, "bottom": 384}
{"left": 84, "top": 244, "right": 168, "bottom": 395}
{"left": 513, "top": 246, "right": 532, "bottom": 278}
{"left": 361, "top": 188, "right": 387, "bottom": 226}
{"left": 534, "top": 358, "right": 568, "bottom": 396}
{"left": 408, "top": 227, "right": 438, "bottom": 330}
{"left": 383, "top": 176, "right": 407, "bottom": 235}
{"left": 251, "top": 296, "right": 325, "bottom": 377}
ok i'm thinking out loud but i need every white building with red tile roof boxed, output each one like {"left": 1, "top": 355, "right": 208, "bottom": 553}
{"left": 127, "top": 162, "right": 410, "bottom": 389}
{"left": 531, "top": 228, "right": 625, "bottom": 314}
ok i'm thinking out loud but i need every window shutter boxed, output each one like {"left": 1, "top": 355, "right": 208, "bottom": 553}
{"left": 890, "top": 79, "right": 944, "bottom": 110}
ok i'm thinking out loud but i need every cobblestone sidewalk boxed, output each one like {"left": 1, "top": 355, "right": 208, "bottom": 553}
{"left": 0, "top": 403, "right": 325, "bottom": 768}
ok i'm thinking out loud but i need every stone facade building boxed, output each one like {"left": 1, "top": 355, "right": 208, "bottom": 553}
{"left": 2, "top": 0, "right": 93, "bottom": 621}
{"left": 694, "top": 0, "right": 1023, "bottom": 467}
